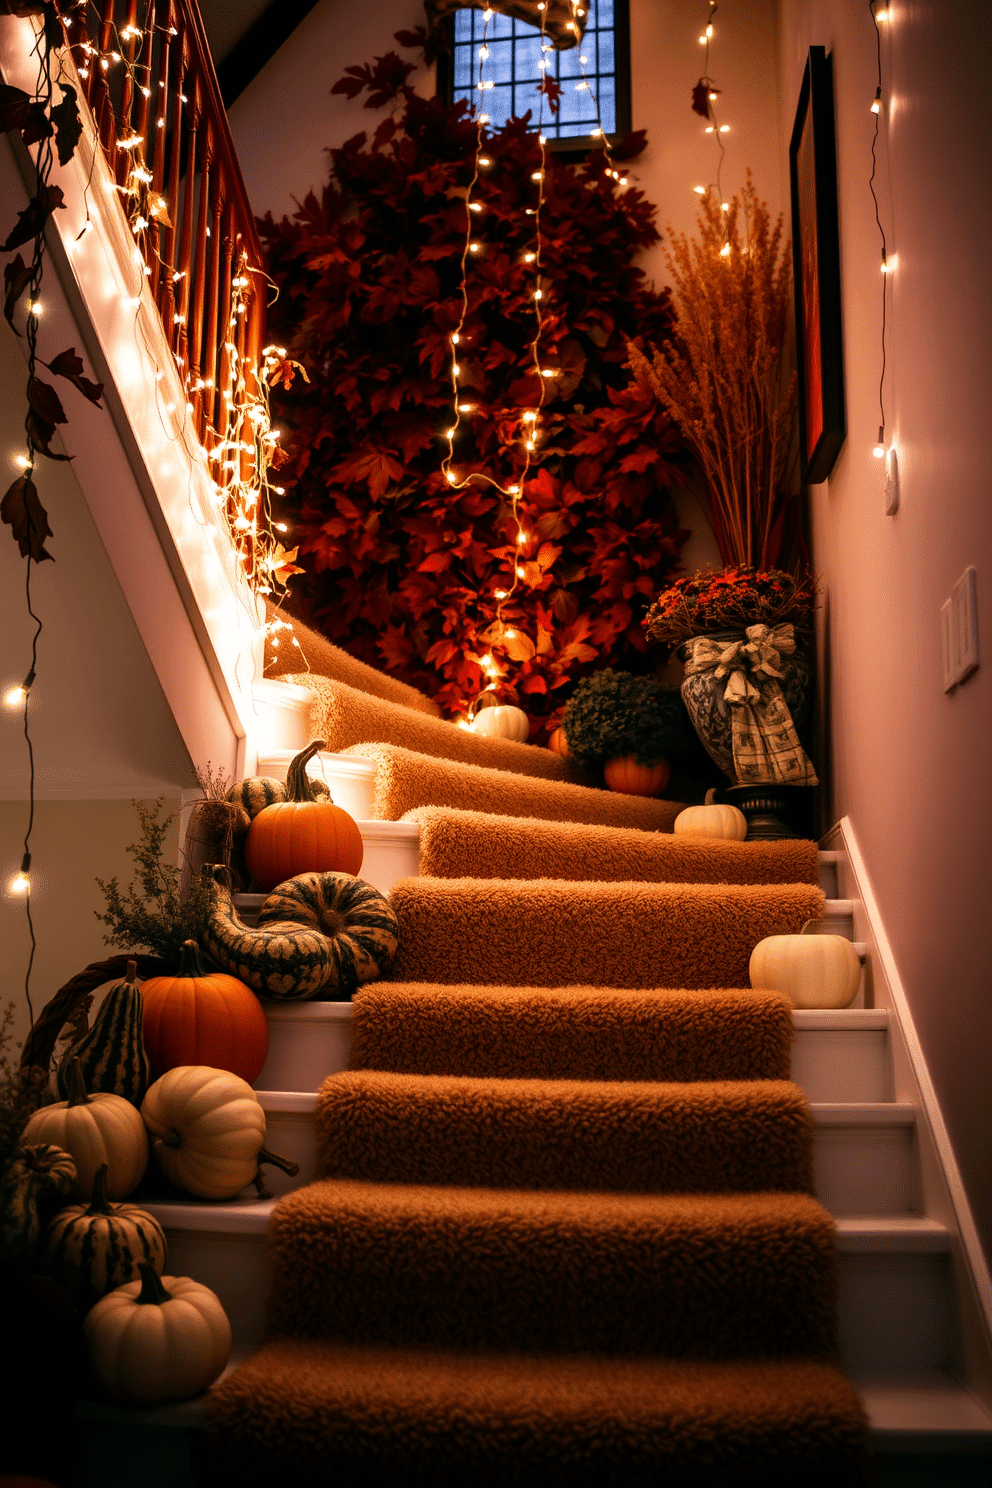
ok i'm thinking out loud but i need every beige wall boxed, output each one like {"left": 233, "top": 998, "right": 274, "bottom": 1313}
{"left": 0, "top": 799, "right": 181, "bottom": 1057}
{"left": 777, "top": 0, "right": 992, "bottom": 1256}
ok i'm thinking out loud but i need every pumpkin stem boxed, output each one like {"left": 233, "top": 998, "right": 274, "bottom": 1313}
{"left": 799, "top": 919, "right": 822, "bottom": 935}
{"left": 125, "top": 959, "right": 137, "bottom": 985}
{"left": 257, "top": 1146, "right": 300, "bottom": 1177}
{"left": 705, "top": 788, "right": 717, "bottom": 805}
{"left": 177, "top": 940, "right": 208, "bottom": 977}
{"left": 66, "top": 1056, "right": 91, "bottom": 1108}
{"left": 87, "top": 1162, "right": 114, "bottom": 1216}
{"left": 136, "top": 1261, "right": 172, "bottom": 1305}
{"left": 285, "top": 740, "right": 329, "bottom": 804}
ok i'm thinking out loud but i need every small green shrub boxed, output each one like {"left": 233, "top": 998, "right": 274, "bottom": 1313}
{"left": 562, "top": 669, "right": 691, "bottom": 775}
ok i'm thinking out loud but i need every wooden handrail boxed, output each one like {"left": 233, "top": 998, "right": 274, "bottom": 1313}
{"left": 67, "top": 0, "right": 266, "bottom": 448}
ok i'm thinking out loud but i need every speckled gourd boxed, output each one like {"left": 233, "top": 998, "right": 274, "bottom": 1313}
{"left": 200, "top": 866, "right": 400, "bottom": 1001}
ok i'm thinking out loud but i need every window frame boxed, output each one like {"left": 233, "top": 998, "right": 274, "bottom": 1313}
{"left": 434, "top": 0, "right": 631, "bottom": 157}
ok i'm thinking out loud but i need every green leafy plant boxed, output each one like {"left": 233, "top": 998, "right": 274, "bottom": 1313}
{"left": 95, "top": 801, "right": 213, "bottom": 969}
{"left": 562, "top": 669, "right": 692, "bottom": 775}
{"left": 260, "top": 30, "right": 691, "bottom": 740}
{"left": 0, "top": 1002, "right": 47, "bottom": 1178}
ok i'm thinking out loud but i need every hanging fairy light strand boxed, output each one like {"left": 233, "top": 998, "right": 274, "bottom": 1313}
{"left": 691, "top": 0, "right": 732, "bottom": 251}
{"left": 868, "top": 0, "right": 890, "bottom": 459}
{"left": 61, "top": 0, "right": 302, "bottom": 647}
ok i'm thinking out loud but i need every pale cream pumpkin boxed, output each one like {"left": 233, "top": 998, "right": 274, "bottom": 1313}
{"left": 749, "top": 922, "right": 862, "bottom": 1008}
{"left": 84, "top": 1262, "right": 231, "bottom": 1404}
{"left": 141, "top": 1065, "right": 297, "bottom": 1199}
{"left": 23, "top": 1058, "right": 148, "bottom": 1201}
{"left": 471, "top": 705, "right": 530, "bottom": 743}
{"left": 674, "top": 789, "right": 748, "bottom": 841}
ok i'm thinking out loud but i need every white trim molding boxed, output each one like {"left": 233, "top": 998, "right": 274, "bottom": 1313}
{"left": 825, "top": 816, "right": 992, "bottom": 1411}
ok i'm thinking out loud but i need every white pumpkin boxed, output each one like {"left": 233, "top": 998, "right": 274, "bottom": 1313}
{"left": 749, "top": 923, "right": 862, "bottom": 1009}
{"left": 471, "top": 704, "right": 530, "bottom": 743}
{"left": 23, "top": 1058, "right": 149, "bottom": 1201}
{"left": 141, "top": 1066, "right": 270, "bottom": 1199}
{"left": 674, "top": 788, "right": 747, "bottom": 841}
{"left": 84, "top": 1263, "right": 231, "bottom": 1403}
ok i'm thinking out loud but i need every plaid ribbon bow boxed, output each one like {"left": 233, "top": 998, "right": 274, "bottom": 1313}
{"left": 683, "top": 623, "right": 819, "bottom": 786}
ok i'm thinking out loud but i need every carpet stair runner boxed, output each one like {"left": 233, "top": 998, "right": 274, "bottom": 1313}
{"left": 203, "top": 841, "right": 869, "bottom": 1484}
{"left": 341, "top": 740, "right": 684, "bottom": 829}
{"left": 292, "top": 673, "right": 588, "bottom": 785}
{"left": 407, "top": 805, "right": 822, "bottom": 883}
{"left": 387, "top": 877, "right": 825, "bottom": 988}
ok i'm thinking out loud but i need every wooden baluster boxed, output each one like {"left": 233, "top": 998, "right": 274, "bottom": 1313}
{"left": 176, "top": 73, "right": 200, "bottom": 384}
{"left": 133, "top": 0, "right": 155, "bottom": 145}
{"left": 189, "top": 113, "right": 213, "bottom": 439}
{"left": 70, "top": 8, "right": 97, "bottom": 108}
{"left": 217, "top": 206, "right": 236, "bottom": 489}
{"left": 148, "top": 0, "right": 172, "bottom": 306}
{"left": 94, "top": 0, "right": 117, "bottom": 173}
{"left": 118, "top": 0, "right": 140, "bottom": 147}
{"left": 161, "top": 29, "right": 187, "bottom": 349}
{"left": 203, "top": 184, "right": 224, "bottom": 438}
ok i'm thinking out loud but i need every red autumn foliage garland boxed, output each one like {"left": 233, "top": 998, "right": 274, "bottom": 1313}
{"left": 260, "top": 33, "right": 691, "bottom": 737}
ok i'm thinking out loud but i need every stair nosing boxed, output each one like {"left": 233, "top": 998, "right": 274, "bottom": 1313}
{"left": 834, "top": 1216, "right": 949, "bottom": 1253}
{"left": 811, "top": 1102, "right": 914, "bottom": 1127}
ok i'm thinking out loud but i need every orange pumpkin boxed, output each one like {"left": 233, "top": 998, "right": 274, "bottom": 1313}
{"left": 547, "top": 726, "right": 571, "bottom": 759}
{"left": 141, "top": 941, "right": 269, "bottom": 1084}
{"left": 244, "top": 739, "right": 364, "bottom": 892}
{"left": 603, "top": 755, "right": 671, "bottom": 797}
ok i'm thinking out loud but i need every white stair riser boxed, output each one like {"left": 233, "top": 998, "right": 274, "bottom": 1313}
{"left": 818, "top": 860, "right": 839, "bottom": 897}
{"left": 261, "top": 1111, "right": 318, "bottom": 1197}
{"left": 259, "top": 1111, "right": 920, "bottom": 1220}
{"left": 260, "top": 1013, "right": 894, "bottom": 1108}
{"left": 838, "top": 1252, "right": 959, "bottom": 1375}
{"left": 813, "top": 1124, "right": 916, "bottom": 1216}
{"left": 161, "top": 1230, "right": 270, "bottom": 1351}
{"left": 256, "top": 1012, "right": 351, "bottom": 1091}
{"left": 161, "top": 1232, "right": 958, "bottom": 1370}
{"left": 792, "top": 1027, "right": 890, "bottom": 1103}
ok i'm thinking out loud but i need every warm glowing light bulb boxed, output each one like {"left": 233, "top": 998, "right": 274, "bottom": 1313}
{"left": 533, "top": 289, "right": 543, "bottom": 300}
{"left": 458, "top": 403, "right": 475, "bottom": 412}
{"left": 507, "top": 485, "right": 520, "bottom": 495}
{"left": 719, "top": 243, "right": 731, "bottom": 257}
{"left": 27, "top": 301, "right": 42, "bottom": 317}
{"left": 522, "top": 411, "right": 537, "bottom": 422}
{"left": 706, "top": 22, "right": 714, "bottom": 36}
{"left": 14, "top": 454, "right": 31, "bottom": 469}
{"left": 451, "top": 333, "right": 460, "bottom": 344}
{"left": 873, "top": 426, "right": 885, "bottom": 458}
{"left": 446, "top": 470, "right": 459, "bottom": 484}
{"left": 693, "top": 185, "right": 706, "bottom": 195}
{"left": 871, "top": 88, "right": 882, "bottom": 114}
{"left": 525, "top": 440, "right": 535, "bottom": 450}
{"left": 4, "top": 686, "right": 26, "bottom": 707}
{"left": 469, "top": 201, "right": 483, "bottom": 212}
{"left": 719, "top": 124, "right": 730, "bottom": 133}
{"left": 516, "top": 565, "right": 526, "bottom": 577}
{"left": 494, "top": 589, "right": 507, "bottom": 599}
{"left": 446, "top": 427, "right": 456, "bottom": 438}
{"left": 516, "top": 530, "right": 527, "bottom": 543}
{"left": 11, "top": 871, "right": 30, "bottom": 894}
{"left": 479, "top": 156, "right": 491, "bottom": 166}
{"left": 469, "top": 242, "right": 480, "bottom": 253}
{"left": 524, "top": 252, "right": 536, "bottom": 263}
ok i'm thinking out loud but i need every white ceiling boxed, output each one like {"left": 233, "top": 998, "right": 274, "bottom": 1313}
{"left": 199, "top": 0, "right": 275, "bottom": 64}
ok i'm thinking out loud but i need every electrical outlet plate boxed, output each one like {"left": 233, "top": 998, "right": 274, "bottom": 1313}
{"left": 952, "top": 566, "right": 979, "bottom": 682}
{"left": 884, "top": 446, "right": 899, "bottom": 515}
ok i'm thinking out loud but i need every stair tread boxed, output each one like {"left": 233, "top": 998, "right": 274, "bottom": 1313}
{"left": 202, "top": 1342, "right": 870, "bottom": 1481}
{"left": 851, "top": 1370, "right": 992, "bottom": 1441}
{"left": 259, "top": 1003, "right": 893, "bottom": 1029}
{"left": 835, "top": 1216, "right": 949, "bottom": 1252}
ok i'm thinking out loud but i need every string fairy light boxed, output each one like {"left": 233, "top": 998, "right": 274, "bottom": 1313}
{"left": 691, "top": 1, "right": 731, "bottom": 252}
{"left": 440, "top": 0, "right": 625, "bottom": 719}
{"left": 59, "top": 0, "right": 303, "bottom": 650}
{"left": 868, "top": 0, "right": 890, "bottom": 460}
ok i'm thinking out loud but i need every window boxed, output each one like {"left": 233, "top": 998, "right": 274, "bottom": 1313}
{"left": 439, "top": 0, "right": 630, "bottom": 150}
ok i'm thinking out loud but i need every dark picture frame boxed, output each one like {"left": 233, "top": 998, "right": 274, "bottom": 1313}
{"left": 789, "top": 47, "right": 845, "bottom": 485}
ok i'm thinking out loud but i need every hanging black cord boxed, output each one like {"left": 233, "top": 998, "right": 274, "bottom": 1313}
{"left": 868, "top": 1, "right": 888, "bottom": 439}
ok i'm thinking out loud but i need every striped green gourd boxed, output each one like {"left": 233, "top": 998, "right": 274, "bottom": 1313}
{"left": 42, "top": 1161, "right": 167, "bottom": 1309}
{"left": 0, "top": 1143, "right": 76, "bottom": 1263}
{"left": 56, "top": 960, "right": 151, "bottom": 1107}
{"left": 226, "top": 765, "right": 330, "bottom": 820}
{"left": 201, "top": 866, "right": 399, "bottom": 1002}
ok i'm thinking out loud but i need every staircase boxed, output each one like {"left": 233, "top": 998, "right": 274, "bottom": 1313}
{"left": 73, "top": 844, "right": 992, "bottom": 1484}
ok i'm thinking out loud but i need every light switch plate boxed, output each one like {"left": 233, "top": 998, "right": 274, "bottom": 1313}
{"left": 941, "top": 597, "right": 957, "bottom": 692}
{"left": 952, "top": 566, "right": 979, "bottom": 682}
{"left": 884, "top": 446, "right": 899, "bottom": 515}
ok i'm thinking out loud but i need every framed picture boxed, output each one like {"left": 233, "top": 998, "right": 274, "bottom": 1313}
{"left": 789, "top": 47, "right": 845, "bottom": 485}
